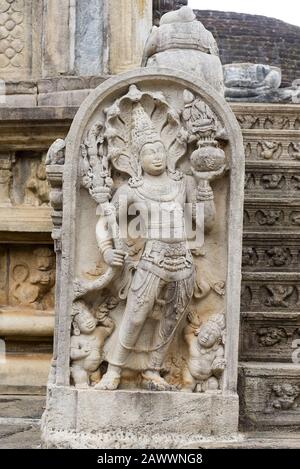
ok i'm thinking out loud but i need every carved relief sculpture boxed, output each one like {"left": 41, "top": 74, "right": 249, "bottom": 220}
{"left": 24, "top": 156, "right": 50, "bottom": 206}
{"left": 42, "top": 24, "right": 244, "bottom": 447}
{"left": 70, "top": 300, "right": 115, "bottom": 388}
{"left": 182, "top": 311, "right": 226, "bottom": 392}
{"left": 72, "top": 83, "right": 227, "bottom": 392}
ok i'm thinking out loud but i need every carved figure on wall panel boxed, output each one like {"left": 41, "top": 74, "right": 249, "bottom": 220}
{"left": 143, "top": 6, "right": 224, "bottom": 94}
{"left": 259, "top": 142, "right": 282, "bottom": 160}
{"left": 24, "top": 157, "right": 50, "bottom": 207}
{"left": 11, "top": 247, "right": 55, "bottom": 310}
{"left": 257, "top": 327, "right": 288, "bottom": 347}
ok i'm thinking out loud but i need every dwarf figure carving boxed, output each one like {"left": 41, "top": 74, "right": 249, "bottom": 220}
{"left": 70, "top": 301, "right": 115, "bottom": 388}
{"left": 182, "top": 311, "right": 226, "bottom": 392}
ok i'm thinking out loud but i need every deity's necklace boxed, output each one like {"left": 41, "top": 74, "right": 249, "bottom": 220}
{"left": 134, "top": 177, "right": 183, "bottom": 202}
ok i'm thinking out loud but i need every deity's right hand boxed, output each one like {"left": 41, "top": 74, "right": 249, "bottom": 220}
{"left": 103, "top": 249, "right": 127, "bottom": 267}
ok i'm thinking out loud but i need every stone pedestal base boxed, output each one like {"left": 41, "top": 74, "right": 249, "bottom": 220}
{"left": 41, "top": 385, "right": 239, "bottom": 448}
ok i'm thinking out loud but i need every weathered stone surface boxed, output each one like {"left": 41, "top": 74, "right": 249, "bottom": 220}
{"left": 38, "top": 90, "right": 92, "bottom": 108}
{"left": 42, "top": 63, "right": 244, "bottom": 447}
{"left": 108, "top": 0, "right": 153, "bottom": 74}
{"left": 239, "top": 363, "right": 300, "bottom": 430}
{"left": 0, "top": 396, "right": 45, "bottom": 419}
{"left": 224, "top": 63, "right": 281, "bottom": 101}
{"left": 153, "top": 0, "right": 188, "bottom": 25}
{"left": 4, "top": 421, "right": 300, "bottom": 449}
{"left": 144, "top": 6, "right": 224, "bottom": 94}
{"left": 0, "top": 0, "right": 43, "bottom": 81}
{"left": 75, "top": 0, "right": 107, "bottom": 76}
{"left": 224, "top": 63, "right": 300, "bottom": 103}
{"left": 42, "top": 387, "right": 238, "bottom": 448}
{"left": 194, "top": 10, "right": 300, "bottom": 88}
{"left": 0, "top": 422, "right": 41, "bottom": 449}
{"left": 0, "top": 108, "right": 75, "bottom": 151}
{"left": 0, "top": 207, "right": 52, "bottom": 232}
{"left": 0, "top": 355, "right": 51, "bottom": 394}
{"left": 0, "top": 308, "right": 54, "bottom": 337}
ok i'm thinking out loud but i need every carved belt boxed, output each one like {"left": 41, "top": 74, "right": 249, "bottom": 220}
{"left": 140, "top": 240, "right": 193, "bottom": 277}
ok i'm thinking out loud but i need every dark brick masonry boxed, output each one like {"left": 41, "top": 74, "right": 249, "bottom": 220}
{"left": 153, "top": 2, "right": 300, "bottom": 87}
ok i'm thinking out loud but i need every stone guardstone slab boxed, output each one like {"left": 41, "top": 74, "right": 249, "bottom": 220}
{"left": 41, "top": 67, "right": 244, "bottom": 448}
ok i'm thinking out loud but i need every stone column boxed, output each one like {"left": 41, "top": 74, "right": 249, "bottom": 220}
{"left": 108, "top": 0, "right": 152, "bottom": 74}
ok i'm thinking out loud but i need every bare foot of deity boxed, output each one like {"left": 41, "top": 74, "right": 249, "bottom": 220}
{"left": 141, "top": 370, "right": 177, "bottom": 391}
{"left": 94, "top": 366, "right": 121, "bottom": 390}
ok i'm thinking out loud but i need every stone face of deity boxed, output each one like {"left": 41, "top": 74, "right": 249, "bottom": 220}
{"left": 140, "top": 141, "right": 167, "bottom": 176}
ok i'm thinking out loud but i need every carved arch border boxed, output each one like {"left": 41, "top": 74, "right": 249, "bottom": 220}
{"left": 57, "top": 68, "right": 245, "bottom": 394}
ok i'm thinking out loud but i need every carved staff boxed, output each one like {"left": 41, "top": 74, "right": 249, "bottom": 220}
{"left": 74, "top": 124, "right": 124, "bottom": 299}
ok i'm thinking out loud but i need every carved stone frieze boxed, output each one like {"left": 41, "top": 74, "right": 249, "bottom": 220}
{"left": 240, "top": 312, "right": 300, "bottom": 362}
{"left": 1, "top": 151, "right": 50, "bottom": 208}
{"left": 242, "top": 238, "right": 300, "bottom": 272}
{"left": 241, "top": 275, "right": 300, "bottom": 312}
{"left": 0, "top": 244, "right": 55, "bottom": 310}
{"left": 239, "top": 364, "right": 300, "bottom": 429}
{"left": 245, "top": 168, "right": 300, "bottom": 197}
{"left": 232, "top": 105, "right": 300, "bottom": 131}
{"left": 243, "top": 201, "right": 300, "bottom": 231}
{"left": 42, "top": 66, "right": 244, "bottom": 447}
{"left": 0, "top": 0, "right": 25, "bottom": 71}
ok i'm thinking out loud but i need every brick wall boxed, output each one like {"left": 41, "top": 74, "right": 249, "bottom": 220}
{"left": 153, "top": 2, "right": 300, "bottom": 87}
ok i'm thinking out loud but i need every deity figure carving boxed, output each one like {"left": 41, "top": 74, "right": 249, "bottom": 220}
{"left": 70, "top": 300, "right": 115, "bottom": 388}
{"left": 24, "top": 157, "right": 50, "bottom": 206}
{"left": 74, "top": 84, "right": 227, "bottom": 392}
{"left": 45, "top": 139, "right": 65, "bottom": 166}
{"left": 0, "top": 154, "right": 13, "bottom": 205}
{"left": 12, "top": 247, "right": 55, "bottom": 309}
{"left": 181, "top": 311, "right": 226, "bottom": 392}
